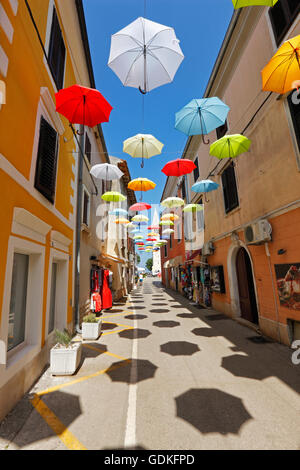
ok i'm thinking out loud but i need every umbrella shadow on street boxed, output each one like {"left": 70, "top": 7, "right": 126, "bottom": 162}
{"left": 0, "top": 390, "right": 84, "bottom": 449}
{"left": 105, "top": 359, "right": 158, "bottom": 384}
{"left": 125, "top": 314, "right": 148, "bottom": 320}
{"left": 153, "top": 321, "right": 181, "bottom": 328}
{"left": 130, "top": 306, "right": 146, "bottom": 310}
{"left": 119, "top": 328, "right": 152, "bottom": 340}
{"left": 82, "top": 342, "right": 109, "bottom": 359}
{"left": 150, "top": 308, "right": 170, "bottom": 314}
{"left": 160, "top": 341, "right": 200, "bottom": 356}
{"left": 191, "top": 327, "right": 221, "bottom": 338}
{"left": 175, "top": 388, "right": 252, "bottom": 435}
{"left": 101, "top": 323, "right": 119, "bottom": 331}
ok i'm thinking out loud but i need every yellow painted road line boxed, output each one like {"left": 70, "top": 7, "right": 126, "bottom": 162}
{"left": 101, "top": 327, "right": 133, "bottom": 337}
{"left": 30, "top": 394, "right": 87, "bottom": 450}
{"left": 36, "top": 360, "right": 132, "bottom": 397}
{"left": 103, "top": 321, "right": 135, "bottom": 329}
{"left": 83, "top": 343, "right": 127, "bottom": 361}
{"left": 102, "top": 311, "right": 133, "bottom": 319}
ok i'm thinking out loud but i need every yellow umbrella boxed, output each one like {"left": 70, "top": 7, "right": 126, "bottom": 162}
{"left": 115, "top": 218, "right": 130, "bottom": 224}
{"left": 262, "top": 34, "right": 300, "bottom": 95}
{"left": 132, "top": 214, "right": 149, "bottom": 222}
{"left": 128, "top": 177, "right": 156, "bottom": 201}
{"left": 161, "top": 213, "right": 179, "bottom": 221}
{"left": 161, "top": 197, "right": 184, "bottom": 208}
{"left": 148, "top": 232, "right": 159, "bottom": 237}
{"left": 123, "top": 133, "right": 164, "bottom": 168}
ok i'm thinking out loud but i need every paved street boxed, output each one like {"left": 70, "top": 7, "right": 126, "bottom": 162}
{"left": 0, "top": 278, "right": 300, "bottom": 450}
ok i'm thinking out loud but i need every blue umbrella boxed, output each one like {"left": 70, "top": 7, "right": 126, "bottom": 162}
{"left": 192, "top": 179, "right": 219, "bottom": 203}
{"left": 175, "top": 97, "right": 230, "bottom": 144}
{"left": 109, "top": 208, "right": 128, "bottom": 216}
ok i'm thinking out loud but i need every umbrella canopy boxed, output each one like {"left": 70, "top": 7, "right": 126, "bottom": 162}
{"left": 108, "top": 17, "right": 184, "bottom": 94}
{"left": 162, "top": 228, "right": 175, "bottom": 235}
{"left": 161, "top": 197, "right": 185, "bottom": 208}
{"left": 210, "top": 134, "right": 251, "bottom": 159}
{"left": 175, "top": 97, "right": 230, "bottom": 144}
{"left": 183, "top": 204, "right": 203, "bottom": 213}
{"left": 109, "top": 208, "right": 128, "bottom": 216}
{"left": 233, "top": 0, "right": 278, "bottom": 8}
{"left": 129, "top": 202, "right": 151, "bottom": 211}
{"left": 148, "top": 225, "right": 159, "bottom": 230}
{"left": 146, "top": 238, "right": 157, "bottom": 242}
{"left": 128, "top": 178, "right": 156, "bottom": 195}
{"left": 160, "top": 220, "right": 174, "bottom": 226}
{"left": 133, "top": 221, "right": 148, "bottom": 226}
{"left": 148, "top": 232, "right": 159, "bottom": 237}
{"left": 126, "top": 223, "right": 135, "bottom": 230}
{"left": 115, "top": 218, "right": 130, "bottom": 224}
{"left": 161, "top": 213, "right": 179, "bottom": 221}
{"left": 55, "top": 85, "right": 113, "bottom": 127}
{"left": 262, "top": 34, "right": 300, "bottom": 95}
{"left": 101, "top": 191, "right": 127, "bottom": 202}
{"left": 132, "top": 214, "right": 149, "bottom": 222}
{"left": 192, "top": 180, "right": 219, "bottom": 193}
{"left": 133, "top": 235, "right": 144, "bottom": 240}
{"left": 161, "top": 159, "right": 196, "bottom": 177}
{"left": 123, "top": 134, "right": 164, "bottom": 168}
{"left": 90, "top": 163, "right": 123, "bottom": 181}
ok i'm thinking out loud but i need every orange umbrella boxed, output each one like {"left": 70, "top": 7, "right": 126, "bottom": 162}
{"left": 115, "top": 218, "right": 130, "bottom": 224}
{"left": 262, "top": 35, "right": 300, "bottom": 95}
{"left": 161, "top": 213, "right": 179, "bottom": 221}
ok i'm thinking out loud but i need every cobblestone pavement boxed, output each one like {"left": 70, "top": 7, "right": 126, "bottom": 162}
{"left": 0, "top": 278, "right": 299, "bottom": 450}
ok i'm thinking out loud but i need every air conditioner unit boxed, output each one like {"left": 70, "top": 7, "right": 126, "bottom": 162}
{"left": 202, "top": 241, "right": 214, "bottom": 256}
{"left": 244, "top": 219, "right": 272, "bottom": 245}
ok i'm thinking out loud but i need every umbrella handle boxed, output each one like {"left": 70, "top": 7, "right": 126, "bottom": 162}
{"left": 205, "top": 194, "right": 209, "bottom": 203}
{"left": 139, "top": 86, "right": 147, "bottom": 95}
{"left": 202, "top": 134, "right": 210, "bottom": 145}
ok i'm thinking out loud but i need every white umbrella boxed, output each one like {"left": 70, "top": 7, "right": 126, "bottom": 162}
{"left": 123, "top": 133, "right": 163, "bottom": 168}
{"left": 90, "top": 163, "right": 124, "bottom": 180}
{"left": 108, "top": 17, "right": 184, "bottom": 94}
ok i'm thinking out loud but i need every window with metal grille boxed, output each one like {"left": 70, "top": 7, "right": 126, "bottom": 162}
{"left": 288, "top": 90, "right": 300, "bottom": 153}
{"left": 193, "top": 156, "right": 199, "bottom": 182}
{"left": 34, "top": 117, "right": 58, "bottom": 203}
{"left": 269, "top": 0, "right": 300, "bottom": 46}
{"left": 221, "top": 162, "right": 239, "bottom": 214}
{"left": 85, "top": 133, "right": 92, "bottom": 163}
{"left": 216, "top": 120, "right": 228, "bottom": 139}
{"left": 48, "top": 7, "right": 66, "bottom": 90}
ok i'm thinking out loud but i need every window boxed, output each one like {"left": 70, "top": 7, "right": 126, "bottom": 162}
{"left": 169, "top": 233, "right": 172, "bottom": 249}
{"left": 221, "top": 162, "right": 239, "bottom": 214}
{"left": 269, "top": 0, "right": 300, "bottom": 46}
{"left": 164, "top": 244, "right": 167, "bottom": 258}
{"left": 48, "top": 7, "right": 66, "bottom": 90}
{"left": 216, "top": 120, "right": 228, "bottom": 139}
{"left": 82, "top": 188, "right": 90, "bottom": 226}
{"left": 85, "top": 133, "right": 91, "bottom": 163}
{"left": 287, "top": 90, "right": 300, "bottom": 153}
{"left": 193, "top": 156, "right": 200, "bottom": 182}
{"left": 34, "top": 116, "right": 58, "bottom": 203}
{"left": 8, "top": 253, "right": 29, "bottom": 351}
{"left": 181, "top": 179, "right": 186, "bottom": 200}
{"left": 48, "top": 263, "right": 57, "bottom": 333}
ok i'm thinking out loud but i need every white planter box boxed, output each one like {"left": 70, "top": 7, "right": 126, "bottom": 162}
{"left": 82, "top": 319, "right": 102, "bottom": 340}
{"left": 50, "top": 341, "right": 82, "bottom": 376}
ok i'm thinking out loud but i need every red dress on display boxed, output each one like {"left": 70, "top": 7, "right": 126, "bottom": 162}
{"left": 101, "top": 269, "right": 112, "bottom": 309}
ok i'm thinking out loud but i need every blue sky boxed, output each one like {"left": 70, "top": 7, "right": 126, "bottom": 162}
{"left": 83, "top": 0, "right": 234, "bottom": 266}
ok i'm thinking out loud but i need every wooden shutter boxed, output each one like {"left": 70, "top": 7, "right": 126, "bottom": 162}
{"left": 269, "top": 0, "right": 300, "bottom": 46}
{"left": 82, "top": 190, "right": 90, "bottom": 226}
{"left": 34, "top": 117, "right": 58, "bottom": 203}
{"left": 85, "top": 133, "right": 91, "bottom": 163}
{"left": 288, "top": 91, "right": 300, "bottom": 152}
{"left": 193, "top": 157, "right": 199, "bottom": 182}
{"left": 48, "top": 7, "right": 66, "bottom": 90}
{"left": 221, "top": 162, "right": 239, "bottom": 214}
{"left": 216, "top": 120, "right": 228, "bottom": 140}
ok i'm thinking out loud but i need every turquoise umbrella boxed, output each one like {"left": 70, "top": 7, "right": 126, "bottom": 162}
{"left": 192, "top": 179, "right": 219, "bottom": 203}
{"left": 109, "top": 208, "right": 128, "bottom": 216}
{"left": 175, "top": 97, "right": 230, "bottom": 144}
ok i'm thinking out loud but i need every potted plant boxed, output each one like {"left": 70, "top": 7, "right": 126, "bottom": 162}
{"left": 50, "top": 329, "right": 82, "bottom": 376}
{"left": 81, "top": 313, "right": 102, "bottom": 340}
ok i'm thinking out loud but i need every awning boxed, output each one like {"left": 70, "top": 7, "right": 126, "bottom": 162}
{"left": 99, "top": 253, "right": 126, "bottom": 264}
{"left": 164, "top": 256, "right": 183, "bottom": 268}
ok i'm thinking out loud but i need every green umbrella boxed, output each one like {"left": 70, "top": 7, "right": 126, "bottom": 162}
{"left": 160, "top": 220, "right": 174, "bottom": 226}
{"left": 101, "top": 191, "right": 127, "bottom": 202}
{"left": 133, "top": 235, "right": 144, "bottom": 240}
{"left": 183, "top": 204, "right": 203, "bottom": 213}
{"left": 209, "top": 134, "right": 251, "bottom": 160}
{"left": 232, "top": 0, "right": 278, "bottom": 8}
{"left": 161, "top": 197, "right": 185, "bottom": 208}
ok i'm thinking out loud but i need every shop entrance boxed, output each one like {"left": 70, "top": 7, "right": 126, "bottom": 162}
{"left": 236, "top": 247, "right": 258, "bottom": 324}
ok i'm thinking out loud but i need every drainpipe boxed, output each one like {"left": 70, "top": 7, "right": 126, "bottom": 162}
{"left": 74, "top": 124, "right": 84, "bottom": 334}
{"left": 265, "top": 242, "right": 281, "bottom": 343}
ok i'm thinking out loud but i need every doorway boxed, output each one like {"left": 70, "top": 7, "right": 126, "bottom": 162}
{"left": 236, "top": 247, "right": 259, "bottom": 324}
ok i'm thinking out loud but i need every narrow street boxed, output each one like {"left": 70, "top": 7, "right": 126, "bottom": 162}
{"left": 0, "top": 278, "right": 299, "bottom": 451}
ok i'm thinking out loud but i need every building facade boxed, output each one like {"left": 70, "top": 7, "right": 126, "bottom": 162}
{"left": 0, "top": 0, "right": 108, "bottom": 420}
{"left": 181, "top": 2, "right": 300, "bottom": 345}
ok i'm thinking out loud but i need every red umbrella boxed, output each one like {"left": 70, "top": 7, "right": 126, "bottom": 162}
{"left": 148, "top": 225, "right": 159, "bottom": 230}
{"left": 129, "top": 202, "right": 151, "bottom": 211}
{"left": 146, "top": 238, "right": 157, "bottom": 241}
{"left": 162, "top": 159, "right": 196, "bottom": 177}
{"left": 55, "top": 84, "right": 113, "bottom": 127}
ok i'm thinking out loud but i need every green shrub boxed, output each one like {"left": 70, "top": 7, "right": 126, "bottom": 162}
{"left": 54, "top": 329, "right": 74, "bottom": 347}
{"left": 82, "top": 313, "right": 98, "bottom": 323}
